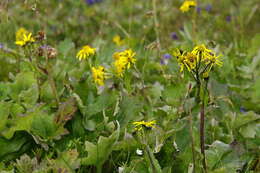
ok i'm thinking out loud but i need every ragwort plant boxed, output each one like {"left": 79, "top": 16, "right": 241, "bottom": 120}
{"left": 172, "top": 44, "right": 222, "bottom": 172}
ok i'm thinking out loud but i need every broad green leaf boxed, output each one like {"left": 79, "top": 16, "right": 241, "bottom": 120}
{"left": 40, "top": 81, "right": 56, "bottom": 103}
{"left": 0, "top": 132, "right": 33, "bottom": 162}
{"left": 85, "top": 91, "right": 118, "bottom": 117}
{"left": 117, "top": 95, "right": 142, "bottom": 129}
{"left": 81, "top": 122, "right": 120, "bottom": 167}
{"left": 54, "top": 97, "right": 77, "bottom": 125}
{"left": 57, "top": 39, "right": 75, "bottom": 58}
{"left": 31, "top": 113, "right": 57, "bottom": 139}
{"left": 8, "top": 72, "right": 37, "bottom": 102}
{"left": 233, "top": 111, "right": 260, "bottom": 129}
{"left": 248, "top": 33, "right": 260, "bottom": 56}
{"left": 50, "top": 149, "right": 80, "bottom": 171}
{"left": 206, "top": 141, "right": 233, "bottom": 170}
{"left": 18, "top": 84, "right": 38, "bottom": 107}
{"left": 0, "top": 102, "right": 11, "bottom": 132}
{"left": 239, "top": 122, "right": 258, "bottom": 138}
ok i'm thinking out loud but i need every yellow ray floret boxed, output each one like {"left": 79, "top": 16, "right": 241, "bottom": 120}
{"left": 113, "top": 49, "right": 136, "bottom": 77}
{"left": 76, "top": 45, "right": 95, "bottom": 60}
{"left": 132, "top": 120, "right": 156, "bottom": 131}
{"left": 15, "top": 28, "right": 35, "bottom": 47}
{"left": 113, "top": 35, "right": 124, "bottom": 46}
{"left": 91, "top": 66, "right": 106, "bottom": 86}
{"left": 180, "top": 0, "right": 197, "bottom": 13}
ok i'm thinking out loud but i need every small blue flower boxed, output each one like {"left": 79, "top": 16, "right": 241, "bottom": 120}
{"left": 196, "top": 7, "right": 201, "bottom": 14}
{"left": 240, "top": 107, "right": 246, "bottom": 113}
{"left": 163, "top": 53, "right": 172, "bottom": 59}
{"left": 226, "top": 15, "right": 231, "bottom": 22}
{"left": 0, "top": 43, "right": 3, "bottom": 49}
{"left": 85, "top": 0, "right": 103, "bottom": 5}
{"left": 160, "top": 54, "right": 172, "bottom": 65}
{"left": 205, "top": 4, "right": 212, "bottom": 12}
{"left": 160, "top": 58, "right": 166, "bottom": 65}
{"left": 86, "top": 0, "right": 94, "bottom": 5}
{"left": 170, "top": 32, "right": 179, "bottom": 40}
{"left": 40, "top": 44, "right": 48, "bottom": 49}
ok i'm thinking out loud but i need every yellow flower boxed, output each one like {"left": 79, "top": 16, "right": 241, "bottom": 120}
{"left": 132, "top": 120, "right": 156, "bottom": 131}
{"left": 15, "top": 28, "right": 35, "bottom": 47}
{"left": 192, "top": 44, "right": 211, "bottom": 62}
{"left": 183, "top": 52, "right": 197, "bottom": 71}
{"left": 113, "top": 35, "right": 124, "bottom": 46}
{"left": 16, "top": 28, "right": 28, "bottom": 41}
{"left": 180, "top": 0, "right": 197, "bottom": 13}
{"left": 113, "top": 49, "right": 136, "bottom": 77}
{"left": 202, "top": 71, "right": 209, "bottom": 79}
{"left": 173, "top": 45, "right": 222, "bottom": 77}
{"left": 192, "top": 44, "right": 222, "bottom": 68}
{"left": 113, "top": 52, "right": 122, "bottom": 61}
{"left": 114, "top": 57, "right": 128, "bottom": 77}
{"left": 206, "top": 53, "right": 223, "bottom": 70}
{"left": 123, "top": 49, "right": 137, "bottom": 69}
{"left": 91, "top": 66, "right": 106, "bottom": 86}
{"left": 76, "top": 45, "right": 95, "bottom": 61}
{"left": 172, "top": 48, "right": 188, "bottom": 72}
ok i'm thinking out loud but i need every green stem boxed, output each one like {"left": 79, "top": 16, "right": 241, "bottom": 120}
{"left": 200, "top": 82, "right": 207, "bottom": 173}
{"left": 200, "top": 97, "right": 207, "bottom": 172}
{"left": 152, "top": 0, "right": 161, "bottom": 54}
{"left": 189, "top": 109, "right": 196, "bottom": 173}
{"left": 96, "top": 165, "right": 102, "bottom": 173}
{"left": 46, "top": 61, "right": 60, "bottom": 107}
{"left": 145, "top": 146, "right": 156, "bottom": 173}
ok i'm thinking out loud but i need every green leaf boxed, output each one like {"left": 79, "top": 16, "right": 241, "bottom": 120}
{"left": 117, "top": 95, "right": 142, "bottom": 129}
{"left": 9, "top": 71, "right": 37, "bottom": 101}
{"left": 0, "top": 102, "right": 11, "bottom": 132}
{"left": 19, "top": 84, "right": 39, "bottom": 107}
{"left": 248, "top": 33, "right": 260, "bottom": 56}
{"left": 85, "top": 91, "right": 117, "bottom": 117}
{"left": 239, "top": 122, "right": 258, "bottom": 138}
{"left": 145, "top": 146, "right": 162, "bottom": 173}
{"left": 31, "top": 113, "right": 57, "bottom": 139}
{"left": 40, "top": 81, "right": 56, "bottom": 103}
{"left": 54, "top": 97, "right": 78, "bottom": 125}
{"left": 51, "top": 149, "right": 80, "bottom": 171}
{"left": 206, "top": 141, "right": 232, "bottom": 170}
{"left": 162, "top": 84, "right": 185, "bottom": 105}
{"left": 57, "top": 39, "right": 75, "bottom": 58}
{"left": 233, "top": 111, "right": 260, "bottom": 129}
{"left": 0, "top": 132, "right": 33, "bottom": 162}
{"left": 81, "top": 122, "right": 120, "bottom": 168}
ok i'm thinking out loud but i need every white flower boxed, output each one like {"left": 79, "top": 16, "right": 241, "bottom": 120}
{"left": 136, "top": 148, "right": 143, "bottom": 155}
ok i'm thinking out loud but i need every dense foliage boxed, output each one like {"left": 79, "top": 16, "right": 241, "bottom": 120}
{"left": 0, "top": 0, "right": 259, "bottom": 172}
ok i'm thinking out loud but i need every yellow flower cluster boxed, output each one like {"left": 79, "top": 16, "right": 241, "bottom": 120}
{"left": 132, "top": 120, "right": 156, "bottom": 131}
{"left": 113, "top": 35, "right": 124, "bottom": 46}
{"left": 76, "top": 45, "right": 95, "bottom": 61}
{"left": 180, "top": 0, "right": 197, "bottom": 13}
{"left": 15, "top": 28, "right": 35, "bottom": 47}
{"left": 173, "top": 44, "right": 222, "bottom": 73}
{"left": 75, "top": 45, "right": 136, "bottom": 86}
{"left": 113, "top": 49, "right": 136, "bottom": 77}
{"left": 91, "top": 66, "right": 106, "bottom": 86}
